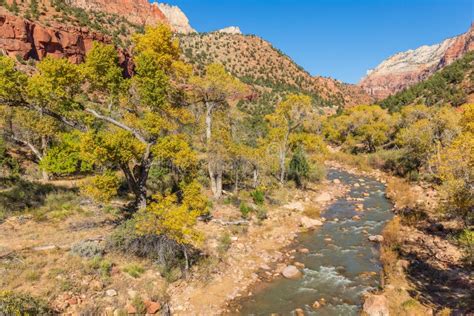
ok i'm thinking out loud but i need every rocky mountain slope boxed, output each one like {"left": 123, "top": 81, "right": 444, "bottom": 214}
{"left": 180, "top": 32, "right": 372, "bottom": 107}
{"left": 0, "top": 0, "right": 370, "bottom": 107}
{"left": 380, "top": 51, "right": 474, "bottom": 112}
{"left": 360, "top": 24, "right": 474, "bottom": 100}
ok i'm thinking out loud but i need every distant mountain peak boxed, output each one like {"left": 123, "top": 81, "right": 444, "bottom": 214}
{"left": 217, "top": 26, "right": 242, "bottom": 35}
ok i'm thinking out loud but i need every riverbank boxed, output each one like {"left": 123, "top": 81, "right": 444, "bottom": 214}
{"left": 329, "top": 160, "right": 473, "bottom": 315}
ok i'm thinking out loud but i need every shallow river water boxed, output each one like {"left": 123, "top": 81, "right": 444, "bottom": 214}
{"left": 237, "top": 169, "right": 394, "bottom": 315}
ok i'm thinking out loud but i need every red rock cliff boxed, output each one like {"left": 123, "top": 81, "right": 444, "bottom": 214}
{"left": 0, "top": 13, "right": 112, "bottom": 63}
{"left": 66, "top": 0, "right": 167, "bottom": 26}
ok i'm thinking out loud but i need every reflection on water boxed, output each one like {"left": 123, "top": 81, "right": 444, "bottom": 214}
{"left": 236, "top": 169, "right": 393, "bottom": 316}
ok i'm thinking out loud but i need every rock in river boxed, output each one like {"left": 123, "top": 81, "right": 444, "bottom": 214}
{"left": 281, "top": 265, "right": 302, "bottom": 279}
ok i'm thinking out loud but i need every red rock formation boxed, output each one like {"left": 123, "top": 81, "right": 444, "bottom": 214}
{"left": 67, "top": 0, "right": 167, "bottom": 26}
{"left": 0, "top": 12, "right": 132, "bottom": 73}
{"left": 360, "top": 24, "right": 474, "bottom": 100}
{"left": 0, "top": 13, "right": 109, "bottom": 63}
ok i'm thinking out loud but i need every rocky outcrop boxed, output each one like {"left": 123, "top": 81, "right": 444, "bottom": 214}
{"left": 360, "top": 24, "right": 474, "bottom": 100}
{"left": 363, "top": 294, "right": 389, "bottom": 316}
{"left": 156, "top": 3, "right": 195, "bottom": 34}
{"left": 0, "top": 13, "right": 131, "bottom": 71}
{"left": 66, "top": 0, "right": 167, "bottom": 26}
{"left": 217, "top": 26, "right": 242, "bottom": 35}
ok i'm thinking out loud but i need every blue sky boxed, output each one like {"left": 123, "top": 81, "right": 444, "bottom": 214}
{"left": 158, "top": 0, "right": 473, "bottom": 83}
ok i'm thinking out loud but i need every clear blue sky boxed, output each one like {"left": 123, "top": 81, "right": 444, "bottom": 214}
{"left": 159, "top": 0, "right": 473, "bottom": 84}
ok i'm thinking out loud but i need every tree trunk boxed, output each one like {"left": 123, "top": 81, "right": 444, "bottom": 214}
{"left": 205, "top": 102, "right": 214, "bottom": 144}
{"left": 41, "top": 169, "right": 49, "bottom": 181}
{"left": 234, "top": 162, "right": 239, "bottom": 193}
{"left": 253, "top": 166, "right": 259, "bottom": 188}
{"left": 40, "top": 136, "right": 49, "bottom": 181}
{"left": 208, "top": 161, "right": 223, "bottom": 199}
{"left": 279, "top": 148, "right": 286, "bottom": 184}
{"left": 121, "top": 147, "right": 153, "bottom": 210}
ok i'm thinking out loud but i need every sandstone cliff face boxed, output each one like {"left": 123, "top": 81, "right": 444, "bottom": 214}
{"left": 66, "top": 0, "right": 167, "bottom": 26}
{"left": 360, "top": 24, "right": 474, "bottom": 100}
{"left": 156, "top": 3, "right": 195, "bottom": 34}
{"left": 0, "top": 12, "right": 131, "bottom": 72}
{"left": 0, "top": 13, "right": 107, "bottom": 62}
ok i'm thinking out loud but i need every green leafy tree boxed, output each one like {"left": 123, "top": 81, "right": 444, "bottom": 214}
{"left": 0, "top": 25, "right": 194, "bottom": 210}
{"left": 265, "top": 93, "right": 318, "bottom": 184}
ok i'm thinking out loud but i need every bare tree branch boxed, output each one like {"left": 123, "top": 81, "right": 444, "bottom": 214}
{"left": 84, "top": 108, "right": 148, "bottom": 144}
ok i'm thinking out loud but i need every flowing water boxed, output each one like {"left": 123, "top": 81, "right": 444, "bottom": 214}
{"left": 236, "top": 169, "right": 394, "bottom": 315}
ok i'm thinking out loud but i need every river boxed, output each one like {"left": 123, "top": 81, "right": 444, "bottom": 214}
{"left": 236, "top": 168, "right": 394, "bottom": 315}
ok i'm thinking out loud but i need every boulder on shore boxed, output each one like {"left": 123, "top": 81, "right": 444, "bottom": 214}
{"left": 281, "top": 265, "right": 302, "bottom": 279}
{"left": 363, "top": 294, "right": 389, "bottom": 316}
{"left": 300, "top": 216, "right": 323, "bottom": 229}
{"left": 368, "top": 235, "right": 384, "bottom": 242}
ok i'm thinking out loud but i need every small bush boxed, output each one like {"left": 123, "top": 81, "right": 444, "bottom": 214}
{"left": 239, "top": 202, "right": 251, "bottom": 219}
{"left": 123, "top": 264, "right": 145, "bottom": 278}
{"left": 107, "top": 219, "right": 196, "bottom": 270}
{"left": 255, "top": 207, "right": 268, "bottom": 221}
{"left": 251, "top": 189, "right": 265, "bottom": 206}
{"left": 457, "top": 229, "right": 474, "bottom": 265}
{"left": 158, "top": 266, "right": 182, "bottom": 283}
{"left": 217, "top": 232, "right": 231, "bottom": 254}
{"left": 71, "top": 241, "right": 105, "bottom": 258}
{"left": 0, "top": 291, "right": 51, "bottom": 315}
{"left": 132, "top": 295, "right": 146, "bottom": 314}
{"left": 80, "top": 172, "right": 120, "bottom": 203}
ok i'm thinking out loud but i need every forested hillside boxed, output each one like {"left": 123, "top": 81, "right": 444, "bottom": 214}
{"left": 380, "top": 52, "right": 474, "bottom": 112}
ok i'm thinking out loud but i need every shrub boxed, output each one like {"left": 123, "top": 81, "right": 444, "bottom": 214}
{"left": 123, "top": 264, "right": 145, "bottom": 278}
{"left": 457, "top": 229, "right": 474, "bottom": 265}
{"left": 70, "top": 241, "right": 105, "bottom": 258}
{"left": 217, "top": 232, "right": 231, "bottom": 254}
{"left": 239, "top": 202, "right": 251, "bottom": 219}
{"left": 32, "top": 191, "right": 82, "bottom": 221}
{"left": 0, "top": 291, "right": 51, "bottom": 315}
{"left": 107, "top": 219, "right": 196, "bottom": 270}
{"left": 251, "top": 189, "right": 265, "bottom": 206}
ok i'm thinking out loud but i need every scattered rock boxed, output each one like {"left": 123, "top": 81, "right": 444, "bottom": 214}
{"left": 363, "top": 193, "right": 370, "bottom": 197}
{"left": 284, "top": 201, "right": 305, "bottom": 211}
{"left": 354, "top": 183, "right": 360, "bottom": 188}
{"left": 312, "top": 301, "right": 321, "bottom": 309}
{"left": 126, "top": 304, "right": 137, "bottom": 314}
{"left": 352, "top": 215, "right": 361, "bottom": 221}
{"left": 298, "top": 248, "right": 310, "bottom": 254}
{"left": 294, "top": 262, "right": 305, "bottom": 269}
{"left": 105, "top": 289, "right": 117, "bottom": 297}
{"left": 145, "top": 301, "right": 161, "bottom": 314}
{"left": 294, "top": 308, "right": 305, "bottom": 316}
{"left": 333, "top": 179, "right": 341, "bottom": 184}
{"left": 355, "top": 203, "right": 364, "bottom": 211}
{"left": 300, "top": 216, "right": 323, "bottom": 229}
{"left": 281, "top": 265, "right": 302, "bottom": 279}
{"left": 315, "top": 192, "right": 332, "bottom": 203}
{"left": 324, "top": 238, "right": 332, "bottom": 242}
{"left": 368, "top": 235, "right": 384, "bottom": 243}
{"left": 260, "top": 263, "right": 271, "bottom": 270}
{"left": 363, "top": 294, "right": 389, "bottom": 316}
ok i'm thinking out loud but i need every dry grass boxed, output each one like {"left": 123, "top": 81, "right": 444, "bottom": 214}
{"left": 386, "top": 177, "right": 417, "bottom": 209}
